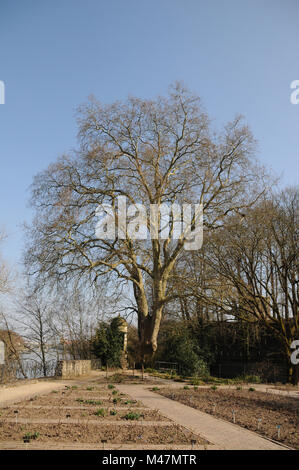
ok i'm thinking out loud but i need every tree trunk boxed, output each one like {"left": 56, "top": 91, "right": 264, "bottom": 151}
{"left": 138, "top": 305, "right": 164, "bottom": 362}
{"left": 288, "top": 362, "right": 299, "bottom": 385}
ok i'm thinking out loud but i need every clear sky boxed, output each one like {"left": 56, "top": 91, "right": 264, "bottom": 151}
{"left": 0, "top": 0, "right": 298, "bottom": 269}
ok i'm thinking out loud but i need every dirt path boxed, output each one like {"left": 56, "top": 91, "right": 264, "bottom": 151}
{"left": 117, "top": 384, "right": 290, "bottom": 450}
{"left": 0, "top": 380, "right": 68, "bottom": 405}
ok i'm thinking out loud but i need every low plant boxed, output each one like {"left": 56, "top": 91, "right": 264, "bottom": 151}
{"left": 210, "top": 385, "right": 217, "bottom": 391}
{"left": 94, "top": 408, "right": 107, "bottom": 417}
{"left": 151, "top": 387, "right": 160, "bottom": 391}
{"left": 108, "top": 384, "right": 115, "bottom": 389}
{"left": 173, "top": 376, "right": 184, "bottom": 382}
{"left": 122, "top": 412, "right": 141, "bottom": 420}
{"left": 248, "top": 387, "right": 256, "bottom": 392}
{"left": 183, "top": 385, "right": 189, "bottom": 390}
{"left": 110, "top": 410, "right": 117, "bottom": 416}
{"left": 191, "top": 376, "right": 201, "bottom": 386}
{"left": 23, "top": 431, "right": 40, "bottom": 441}
{"left": 76, "top": 398, "right": 103, "bottom": 405}
{"left": 235, "top": 375, "right": 261, "bottom": 384}
{"left": 244, "top": 375, "right": 261, "bottom": 384}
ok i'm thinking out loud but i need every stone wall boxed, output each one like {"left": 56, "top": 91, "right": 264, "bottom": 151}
{"left": 55, "top": 360, "right": 92, "bottom": 378}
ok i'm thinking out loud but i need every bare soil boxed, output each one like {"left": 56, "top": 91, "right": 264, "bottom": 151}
{"left": 156, "top": 387, "right": 299, "bottom": 449}
{"left": 0, "top": 382, "right": 208, "bottom": 447}
{"left": 16, "top": 386, "right": 143, "bottom": 408}
{"left": 0, "top": 422, "right": 205, "bottom": 445}
{"left": 1, "top": 406, "right": 168, "bottom": 421}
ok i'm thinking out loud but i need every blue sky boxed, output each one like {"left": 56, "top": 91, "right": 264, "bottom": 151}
{"left": 0, "top": 0, "right": 298, "bottom": 269}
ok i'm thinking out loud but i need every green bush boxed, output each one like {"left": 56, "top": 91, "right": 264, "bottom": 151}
{"left": 155, "top": 324, "right": 209, "bottom": 377}
{"left": 92, "top": 317, "right": 125, "bottom": 367}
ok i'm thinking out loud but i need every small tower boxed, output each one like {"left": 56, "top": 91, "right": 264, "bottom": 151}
{"left": 117, "top": 317, "right": 128, "bottom": 369}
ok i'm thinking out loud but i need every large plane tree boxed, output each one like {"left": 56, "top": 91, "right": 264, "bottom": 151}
{"left": 26, "top": 83, "right": 265, "bottom": 361}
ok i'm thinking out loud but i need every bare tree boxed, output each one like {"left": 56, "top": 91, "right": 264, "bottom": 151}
{"left": 204, "top": 188, "right": 299, "bottom": 383}
{"left": 25, "top": 83, "right": 266, "bottom": 361}
{"left": 14, "top": 286, "right": 56, "bottom": 377}
{"left": 49, "top": 283, "right": 107, "bottom": 359}
{"left": 0, "top": 229, "right": 12, "bottom": 294}
{"left": 0, "top": 311, "right": 28, "bottom": 380}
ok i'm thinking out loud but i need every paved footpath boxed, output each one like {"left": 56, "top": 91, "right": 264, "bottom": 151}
{"left": 117, "top": 384, "right": 290, "bottom": 450}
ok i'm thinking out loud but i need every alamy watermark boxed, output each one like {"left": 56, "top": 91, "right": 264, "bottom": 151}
{"left": 95, "top": 196, "right": 203, "bottom": 251}
{"left": 291, "top": 340, "right": 299, "bottom": 365}
{"left": 0, "top": 81, "right": 5, "bottom": 104}
{"left": 290, "top": 80, "right": 299, "bottom": 104}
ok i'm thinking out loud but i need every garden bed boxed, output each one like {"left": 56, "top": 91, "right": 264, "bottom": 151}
{"left": 155, "top": 387, "right": 298, "bottom": 449}
{"left": 1, "top": 406, "right": 168, "bottom": 421}
{"left": 0, "top": 422, "right": 206, "bottom": 445}
{"left": 17, "top": 386, "right": 143, "bottom": 408}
